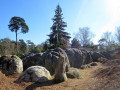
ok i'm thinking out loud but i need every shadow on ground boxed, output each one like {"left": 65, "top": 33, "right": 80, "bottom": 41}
{"left": 25, "top": 80, "right": 59, "bottom": 90}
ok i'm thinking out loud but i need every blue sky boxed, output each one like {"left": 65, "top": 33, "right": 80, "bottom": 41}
{"left": 0, "top": 0, "right": 120, "bottom": 45}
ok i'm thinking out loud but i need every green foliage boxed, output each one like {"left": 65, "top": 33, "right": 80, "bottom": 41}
{"left": 77, "top": 75, "right": 82, "bottom": 79}
{"left": 8, "top": 16, "right": 29, "bottom": 33}
{"left": 16, "top": 51, "right": 24, "bottom": 58}
{"left": 64, "top": 84, "right": 72, "bottom": 87}
{"left": 31, "top": 46, "right": 41, "bottom": 53}
{"left": 27, "top": 40, "right": 35, "bottom": 51}
{"left": 19, "top": 39, "right": 27, "bottom": 53}
{"left": 0, "top": 38, "right": 35, "bottom": 57}
{"left": 8, "top": 16, "right": 29, "bottom": 52}
{"left": 43, "top": 41, "right": 49, "bottom": 51}
{"left": 48, "top": 5, "right": 71, "bottom": 49}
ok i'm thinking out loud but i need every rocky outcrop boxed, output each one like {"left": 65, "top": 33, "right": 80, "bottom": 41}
{"left": 0, "top": 55, "right": 23, "bottom": 75}
{"left": 16, "top": 66, "right": 51, "bottom": 83}
{"left": 44, "top": 47, "right": 70, "bottom": 82}
{"left": 66, "top": 67, "right": 81, "bottom": 78}
{"left": 91, "top": 52, "right": 105, "bottom": 62}
{"left": 22, "top": 53, "right": 44, "bottom": 70}
{"left": 65, "top": 48, "right": 92, "bottom": 68}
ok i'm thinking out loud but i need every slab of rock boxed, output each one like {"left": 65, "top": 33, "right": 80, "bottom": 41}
{"left": 16, "top": 66, "right": 51, "bottom": 83}
{"left": 0, "top": 55, "right": 23, "bottom": 75}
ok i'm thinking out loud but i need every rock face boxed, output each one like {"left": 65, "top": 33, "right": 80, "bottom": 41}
{"left": 44, "top": 48, "right": 70, "bottom": 82}
{"left": 66, "top": 67, "right": 81, "bottom": 78}
{"left": 65, "top": 48, "right": 92, "bottom": 68}
{"left": 22, "top": 53, "right": 44, "bottom": 70}
{"left": 0, "top": 55, "right": 23, "bottom": 75}
{"left": 16, "top": 66, "right": 51, "bottom": 83}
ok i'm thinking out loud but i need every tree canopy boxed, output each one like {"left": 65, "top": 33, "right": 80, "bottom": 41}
{"left": 8, "top": 16, "right": 29, "bottom": 52}
{"left": 48, "top": 5, "right": 71, "bottom": 49}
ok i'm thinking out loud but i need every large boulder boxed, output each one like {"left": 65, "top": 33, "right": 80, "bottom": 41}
{"left": 44, "top": 47, "right": 70, "bottom": 82}
{"left": 91, "top": 52, "right": 105, "bottom": 62}
{"left": 22, "top": 53, "right": 44, "bottom": 70}
{"left": 0, "top": 55, "right": 23, "bottom": 75}
{"left": 16, "top": 66, "right": 51, "bottom": 83}
{"left": 65, "top": 48, "right": 92, "bottom": 68}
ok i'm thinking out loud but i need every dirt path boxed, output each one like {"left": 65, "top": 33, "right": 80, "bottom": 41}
{"left": 0, "top": 62, "right": 108, "bottom": 90}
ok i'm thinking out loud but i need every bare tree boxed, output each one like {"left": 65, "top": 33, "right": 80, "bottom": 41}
{"left": 115, "top": 27, "right": 120, "bottom": 45}
{"left": 99, "top": 31, "right": 118, "bottom": 51}
{"left": 71, "top": 38, "right": 81, "bottom": 48}
{"left": 98, "top": 38, "right": 106, "bottom": 51}
{"left": 75, "top": 27, "right": 94, "bottom": 47}
{"left": 102, "top": 31, "right": 112, "bottom": 46}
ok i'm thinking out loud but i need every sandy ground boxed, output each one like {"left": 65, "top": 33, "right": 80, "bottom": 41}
{"left": 0, "top": 60, "right": 120, "bottom": 90}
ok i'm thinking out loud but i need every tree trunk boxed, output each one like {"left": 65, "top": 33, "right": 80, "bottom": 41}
{"left": 16, "top": 31, "right": 18, "bottom": 53}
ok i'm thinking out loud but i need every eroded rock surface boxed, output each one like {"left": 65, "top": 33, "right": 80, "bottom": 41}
{"left": 16, "top": 66, "right": 51, "bottom": 83}
{"left": 0, "top": 55, "right": 23, "bottom": 75}
{"left": 65, "top": 48, "right": 92, "bottom": 68}
{"left": 22, "top": 53, "right": 44, "bottom": 70}
{"left": 44, "top": 47, "right": 70, "bottom": 82}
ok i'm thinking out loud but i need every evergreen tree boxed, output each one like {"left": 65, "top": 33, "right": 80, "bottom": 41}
{"left": 71, "top": 38, "right": 81, "bottom": 48}
{"left": 48, "top": 5, "right": 71, "bottom": 49}
{"left": 19, "top": 39, "right": 27, "bottom": 53}
{"left": 8, "top": 16, "right": 29, "bottom": 52}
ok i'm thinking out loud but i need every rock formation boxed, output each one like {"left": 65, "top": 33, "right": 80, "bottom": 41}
{"left": 16, "top": 66, "right": 51, "bottom": 83}
{"left": 22, "top": 53, "right": 44, "bottom": 70}
{"left": 0, "top": 55, "right": 23, "bottom": 75}
{"left": 65, "top": 48, "right": 92, "bottom": 68}
{"left": 44, "top": 47, "right": 70, "bottom": 82}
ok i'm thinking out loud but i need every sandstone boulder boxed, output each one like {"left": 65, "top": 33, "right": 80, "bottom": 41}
{"left": 65, "top": 48, "right": 92, "bottom": 68}
{"left": 91, "top": 52, "right": 105, "bottom": 62}
{"left": 44, "top": 47, "right": 70, "bottom": 82}
{"left": 22, "top": 53, "right": 44, "bottom": 70}
{"left": 0, "top": 55, "right": 23, "bottom": 75}
{"left": 16, "top": 66, "right": 51, "bottom": 83}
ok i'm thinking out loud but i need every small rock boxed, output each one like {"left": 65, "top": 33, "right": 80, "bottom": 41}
{"left": 90, "top": 62, "right": 98, "bottom": 66}
{"left": 66, "top": 67, "right": 81, "bottom": 78}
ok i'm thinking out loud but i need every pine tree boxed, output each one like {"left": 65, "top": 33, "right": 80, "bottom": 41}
{"left": 8, "top": 16, "right": 29, "bottom": 53}
{"left": 48, "top": 5, "right": 71, "bottom": 49}
{"left": 71, "top": 38, "right": 81, "bottom": 48}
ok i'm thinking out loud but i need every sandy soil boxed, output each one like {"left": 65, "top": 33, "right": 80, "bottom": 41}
{"left": 0, "top": 60, "right": 120, "bottom": 90}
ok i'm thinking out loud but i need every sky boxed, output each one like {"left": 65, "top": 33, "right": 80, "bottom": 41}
{"left": 0, "top": 0, "right": 120, "bottom": 45}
